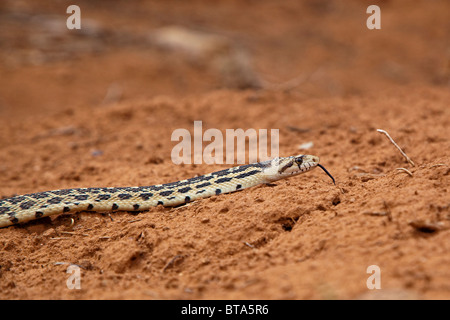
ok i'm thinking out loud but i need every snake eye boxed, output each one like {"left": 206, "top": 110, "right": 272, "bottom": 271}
{"left": 295, "top": 156, "right": 304, "bottom": 165}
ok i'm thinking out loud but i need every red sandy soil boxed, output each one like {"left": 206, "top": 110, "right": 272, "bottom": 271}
{"left": 0, "top": 0, "right": 449, "bottom": 299}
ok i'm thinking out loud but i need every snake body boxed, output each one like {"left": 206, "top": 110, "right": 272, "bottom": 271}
{"left": 0, "top": 154, "right": 334, "bottom": 228}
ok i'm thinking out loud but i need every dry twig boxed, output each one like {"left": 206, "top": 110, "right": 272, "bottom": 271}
{"left": 395, "top": 168, "right": 413, "bottom": 177}
{"left": 377, "top": 129, "right": 415, "bottom": 167}
{"left": 162, "top": 254, "right": 186, "bottom": 273}
{"left": 363, "top": 201, "right": 392, "bottom": 221}
{"left": 430, "top": 163, "right": 448, "bottom": 168}
{"left": 363, "top": 211, "right": 388, "bottom": 217}
{"left": 60, "top": 231, "right": 89, "bottom": 236}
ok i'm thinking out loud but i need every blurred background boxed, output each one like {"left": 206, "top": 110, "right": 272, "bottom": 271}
{"left": 0, "top": 0, "right": 448, "bottom": 117}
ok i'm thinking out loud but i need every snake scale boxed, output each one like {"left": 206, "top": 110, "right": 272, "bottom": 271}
{"left": 0, "top": 154, "right": 335, "bottom": 228}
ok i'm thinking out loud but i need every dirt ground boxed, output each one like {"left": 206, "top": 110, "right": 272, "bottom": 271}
{"left": 0, "top": 0, "right": 449, "bottom": 300}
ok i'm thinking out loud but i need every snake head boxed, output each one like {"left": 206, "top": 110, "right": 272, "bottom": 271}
{"left": 263, "top": 154, "right": 335, "bottom": 184}
{"left": 262, "top": 154, "right": 320, "bottom": 182}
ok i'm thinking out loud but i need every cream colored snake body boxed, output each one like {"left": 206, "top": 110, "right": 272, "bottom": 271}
{"left": 0, "top": 155, "right": 334, "bottom": 228}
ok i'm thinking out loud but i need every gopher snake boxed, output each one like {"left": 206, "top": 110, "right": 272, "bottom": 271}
{"left": 0, "top": 155, "right": 334, "bottom": 228}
